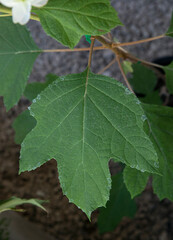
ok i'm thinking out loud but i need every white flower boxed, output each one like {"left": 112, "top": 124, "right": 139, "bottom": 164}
{"left": 0, "top": 0, "right": 48, "bottom": 25}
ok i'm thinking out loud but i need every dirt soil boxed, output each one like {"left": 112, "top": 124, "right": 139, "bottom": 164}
{"left": 1, "top": 98, "right": 173, "bottom": 240}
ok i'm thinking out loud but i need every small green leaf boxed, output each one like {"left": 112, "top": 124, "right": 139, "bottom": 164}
{"left": 143, "top": 103, "right": 173, "bottom": 200}
{"left": 0, "top": 17, "right": 41, "bottom": 110}
{"left": 24, "top": 74, "right": 58, "bottom": 101}
{"left": 34, "top": 0, "right": 122, "bottom": 48}
{"left": 129, "top": 63, "right": 157, "bottom": 95}
{"left": 20, "top": 71, "right": 158, "bottom": 218}
{"left": 12, "top": 110, "right": 36, "bottom": 144}
{"left": 165, "top": 61, "right": 173, "bottom": 94}
{"left": 98, "top": 173, "right": 136, "bottom": 233}
{"left": 85, "top": 35, "right": 91, "bottom": 44}
{"left": 123, "top": 167, "right": 149, "bottom": 198}
{"left": 122, "top": 61, "right": 133, "bottom": 75}
{"left": 0, "top": 197, "right": 47, "bottom": 213}
{"left": 166, "top": 13, "right": 173, "bottom": 37}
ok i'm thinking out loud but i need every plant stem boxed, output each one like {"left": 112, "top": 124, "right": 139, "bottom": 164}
{"left": 0, "top": 13, "right": 11, "bottom": 17}
{"left": 43, "top": 46, "right": 106, "bottom": 53}
{"left": 116, "top": 55, "right": 134, "bottom": 93}
{"left": 114, "top": 34, "right": 165, "bottom": 47}
{"left": 97, "top": 58, "right": 116, "bottom": 74}
{"left": 84, "top": 38, "right": 95, "bottom": 97}
{"left": 0, "top": 5, "right": 40, "bottom": 21}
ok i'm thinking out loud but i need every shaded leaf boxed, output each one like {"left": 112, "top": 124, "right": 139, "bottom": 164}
{"left": 12, "top": 110, "right": 36, "bottom": 144}
{"left": 20, "top": 70, "right": 158, "bottom": 218}
{"left": 98, "top": 173, "right": 136, "bottom": 233}
{"left": 140, "top": 91, "right": 162, "bottom": 105}
{"left": 24, "top": 74, "right": 58, "bottom": 101}
{"left": 0, "top": 17, "right": 40, "bottom": 110}
{"left": 165, "top": 61, "right": 173, "bottom": 94}
{"left": 34, "top": 0, "right": 122, "bottom": 48}
{"left": 166, "top": 13, "right": 173, "bottom": 37}
{"left": 129, "top": 63, "right": 157, "bottom": 95}
{"left": 123, "top": 167, "right": 149, "bottom": 198}
{"left": 143, "top": 104, "right": 173, "bottom": 200}
{"left": 0, "top": 197, "right": 46, "bottom": 213}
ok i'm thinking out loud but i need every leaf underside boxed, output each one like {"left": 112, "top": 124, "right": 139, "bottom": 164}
{"left": 0, "top": 197, "right": 46, "bottom": 213}
{"left": 34, "top": 0, "right": 122, "bottom": 48}
{"left": 20, "top": 70, "right": 158, "bottom": 218}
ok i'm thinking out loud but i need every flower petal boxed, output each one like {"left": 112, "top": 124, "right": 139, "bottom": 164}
{"left": 12, "top": 2, "right": 31, "bottom": 25}
{"left": 30, "top": 0, "right": 48, "bottom": 7}
{"left": 0, "top": 0, "right": 16, "bottom": 7}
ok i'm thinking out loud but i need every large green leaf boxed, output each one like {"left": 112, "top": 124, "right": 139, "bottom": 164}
{"left": 20, "top": 70, "right": 158, "bottom": 218}
{"left": 98, "top": 172, "right": 136, "bottom": 233}
{"left": 0, "top": 17, "right": 40, "bottom": 110}
{"left": 143, "top": 104, "right": 173, "bottom": 200}
{"left": 123, "top": 167, "right": 149, "bottom": 198}
{"left": 0, "top": 197, "right": 46, "bottom": 213}
{"left": 165, "top": 61, "right": 173, "bottom": 94}
{"left": 129, "top": 63, "right": 157, "bottom": 95}
{"left": 34, "top": 0, "right": 122, "bottom": 48}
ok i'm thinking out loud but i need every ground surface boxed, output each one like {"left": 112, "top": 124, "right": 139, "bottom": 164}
{"left": 1, "top": 1, "right": 173, "bottom": 239}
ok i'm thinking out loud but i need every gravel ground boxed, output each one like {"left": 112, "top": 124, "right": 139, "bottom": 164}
{"left": 1, "top": 1, "right": 173, "bottom": 240}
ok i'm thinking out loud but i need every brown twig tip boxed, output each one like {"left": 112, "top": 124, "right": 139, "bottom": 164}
{"left": 116, "top": 55, "right": 134, "bottom": 94}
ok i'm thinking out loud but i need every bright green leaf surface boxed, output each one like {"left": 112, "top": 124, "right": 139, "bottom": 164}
{"left": 34, "top": 0, "right": 122, "bottom": 48}
{"left": 129, "top": 63, "right": 157, "bottom": 95}
{"left": 143, "top": 104, "right": 173, "bottom": 200}
{"left": 12, "top": 110, "right": 36, "bottom": 144}
{"left": 20, "top": 71, "right": 158, "bottom": 217}
{"left": 0, "top": 17, "right": 40, "bottom": 110}
{"left": 165, "top": 62, "right": 173, "bottom": 94}
{"left": 166, "top": 13, "right": 173, "bottom": 37}
{"left": 0, "top": 197, "right": 46, "bottom": 213}
{"left": 24, "top": 74, "right": 58, "bottom": 101}
{"left": 98, "top": 173, "right": 136, "bottom": 233}
{"left": 123, "top": 167, "right": 149, "bottom": 198}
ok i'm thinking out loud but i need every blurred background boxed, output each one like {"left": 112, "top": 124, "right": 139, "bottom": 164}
{"left": 1, "top": 0, "right": 173, "bottom": 239}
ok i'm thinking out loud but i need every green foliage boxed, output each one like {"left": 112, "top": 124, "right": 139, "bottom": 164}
{"left": 143, "top": 104, "right": 173, "bottom": 200}
{"left": 12, "top": 110, "right": 36, "bottom": 144}
{"left": 34, "top": 0, "right": 122, "bottom": 48}
{"left": 13, "top": 74, "right": 58, "bottom": 144}
{"left": 123, "top": 167, "right": 149, "bottom": 198}
{"left": 122, "top": 61, "right": 133, "bottom": 75}
{"left": 24, "top": 74, "right": 58, "bottom": 101}
{"left": 140, "top": 91, "right": 162, "bottom": 105}
{"left": 166, "top": 13, "right": 173, "bottom": 37}
{"left": 0, "top": 197, "right": 46, "bottom": 213}
{"left": 125, "top": 104, "right": 173, "bottom": 200}
{"left": 98, "top": 172, "right": 136, "bottom": 233}
{"left": 129, "top": 63, "right": 157, "bottom": 94}
{"left": 0, "top": 17, "right": 40, "bottom": 110}
{"left": 165, "top": 62, "right": 173, "bottom": 94}
{"left": 20, "top": 70, "right": 158, "bottom": 217}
